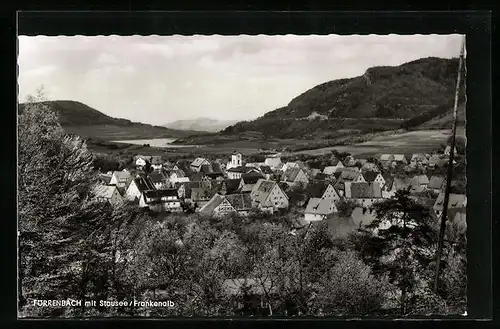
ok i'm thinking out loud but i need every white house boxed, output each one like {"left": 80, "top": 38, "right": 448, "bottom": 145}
{"left": 321, "top": 184, "right": 341, "bottom": 202}
{"left": 226, "top": 152, "right": 243, "bottom": 170}
{"left": 304, "top": 197, "right": 338, "bottom": 222}
{"left": 264, "top": 156, "right": 282, "bottom": 170}
{"left": 139, "top": 189, "right": 182, "bottom": 212}
{"left": 349, "top": 182, "right": 383, "bottom": 208}
{"left": 227, "top": 166, "right": 248, "bottom": 180}
{"left": 250, "top": 179, "right": 289, "bottom": 213}
{"left": 125, "top": 176, "right": 156, "bottom": 201}
{"left": 199, "top": 193, "right": 253, "bottom": 217}
{"left": 109, "top": 171, "right": 132, "bottom": 189}
{"left": 323, "top": 159, "right": 345, "bottom": 175}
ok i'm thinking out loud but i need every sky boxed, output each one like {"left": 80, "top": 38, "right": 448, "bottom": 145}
{"left": 18, "top": 34, "right": 464, "bottom": 125}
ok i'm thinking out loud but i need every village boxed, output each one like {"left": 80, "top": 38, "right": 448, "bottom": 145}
{"left": 94, "top": 142, "right": 467, "bottom": 235}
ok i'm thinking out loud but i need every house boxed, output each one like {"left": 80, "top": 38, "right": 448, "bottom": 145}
{"left": 282, "top": 167, "right": 309, "bottom": 186}
{"left": 304, "top": 197, "right": 338, "bottom": 222}
{"left": 190, "top": 157, "right": 211, "bottom": 172}
{"left": 349, "top": 182, "right": 383, "bottom": 207}
{"left": 191, "top": 185, "right": 215, "bottom": 209}
{"left": 199, "top": 193, "right": 253, "bottom": 217}
{"left": 427, "top": 154, "right": 442, "bottom": 168}
{"left": 433, "top": 193, "right": 467, "bottom": 218}
{"left": 382, "top": 176, "right": 412, "bottom": 199}
{"left": 139, "top": 189, "right": 181, "bottom": 212}
{"left": 134, "top": 155, "right": 151, "bottom": 169}
{"left": 333, "top": 181, "right": 346, "bottom": 198}
{"left": 393, "top": 154, "right": 408, "bottom": 166}
{"left": 98, "top": 173, "right": 112, "bottom": 185}
{"left": 150, "top": 156, "right": 163, "bottom": 171}
{"left": 409, "top": 175, "right": 430, "bottom": 192}
{"left": 323, "top": 159, "right": 345, "bottom": 175}
{"left": 343, "top": 155, "right": 357, "bottom": 167}
{"left": 410, "top": 153, "right": 429, "bottom": 166}
{"left": 93, "top": 184, "right": 123, "bottom": 206}
{"left": 281, "top": 162, "right": 299, "bottom": 172}
{"left": 168, "top": 170, "right": 190, "bottom": 184}
{"left": 219, "top": 179, "right": 245, "bottom": 195}
{"left": 339, "top": 170, "right": 365, "bottom": 183}
{"left": 200, "top": 164, "right": 214, "bottom": 175}
{"left": 428, "top": 176, "right": 446, "bottom": 193}
{"left": 226, "top": 152, "right": 243, "bottom": 170}
{"left": 176, "top": 181, "right": 212, "bottom": 199}
{"left": 250, "top": 179, "right": 289, "bottom": 213}
{"left": 444, "top": 145, "right": 458, "bottom": 156}
{"left": 361, "top": 162, "right": 381, "bottom": 173}
{"left": 379, "top": 154, "right": 395, "bottom": 168}
{"left": 227, "top": 166, "right": 248, "bottom": 180}
{"left": 362, "top": 171, "right": 386, "bottom": 187}
{"left": 206, "top": 172, "right": 225, "bottom": 180}
{"left": 149, "top": 171, "right": 168, "bottom": 189}
{"left": 109, "top": 171, "right": 132, "bottom": 189}
{"left": 242, "top": 173, "right": 263, "bottom": 186}
{"left": 125, "top": 176, "right": 156, "bottom": 201}
{"left": 175, "top": 161, "right": 194, "bottom": 176}
{"left": 189, "top": 171, "right": 212, "bottom": 184}
{"left": 321, "top": 184, "right": 341, "bottom": 202}
{"left": 264, "top": 156, "right": 282, "bottom": 170}
{"left": 259, "top": 166, "right": 274, "bottom": 180}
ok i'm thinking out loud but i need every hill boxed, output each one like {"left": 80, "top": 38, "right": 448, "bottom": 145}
{"left": 164, "top": 117, "right": 241, "bottom": 133}
{"left": 18, "top": 100, "right": 207, "bottom": 140}
{"left": 221, "top": 57, "right": 464, "bottom": 139}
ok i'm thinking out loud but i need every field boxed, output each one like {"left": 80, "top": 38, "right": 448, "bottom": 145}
{"left": 292, "top": 128, "right": 466, "bottom": 157}
{"left": 64, "top": 124, "right": 200, "bottom": 140}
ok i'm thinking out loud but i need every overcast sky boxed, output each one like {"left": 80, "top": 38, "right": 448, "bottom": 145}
{"left": 18, "top": 34, "right": 464, "bottom": 125}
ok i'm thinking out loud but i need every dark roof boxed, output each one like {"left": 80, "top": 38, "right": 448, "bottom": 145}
{"left": 200, "top": 164, "right": 213, "bottom": 174}
{"left": 176, "top": 161, "right": 193, "bottom": 175}
{"left": 242, "top": 173, "right": 264, "bottom": 184}
{"left": 227, "top": 166, "right": 248, "bottom": 173}
{"left": 350, "top": 182, "right": 382, "bottom": 199}
{"left": 189, "top": 172, "right": 206, "bottom": 182}
{"left": 149, "top": 171, "right": 167, "bottom": 184}
{"left": 260, "top": 165, "right": 273, "bottom": 174}
{"left": 98, "top": 174, "right": 112, "bottom": 185}
{"left": 144, "top": 189, "right": 178, "bottom": 199}
{"left": 225, "top": 193, "right": 253, "bottom": 211}
{"left": 224, "top": 179, "right": 243, "bottom": 194}
{"left": 211, "top": 162, "right": 223, "bottom": 173}
{"left": 206, "top": 172, "right": 224, "bottom": 179}
{"left": 133, "top": 176, "right": 156, "bottom": 192}
{"left": 362, "top": 171, "right": 380, "bottom": 183}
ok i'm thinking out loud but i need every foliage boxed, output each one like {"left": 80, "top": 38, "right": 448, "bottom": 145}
{"left": 336, "top": 199, "right": 357, "bottom": 218}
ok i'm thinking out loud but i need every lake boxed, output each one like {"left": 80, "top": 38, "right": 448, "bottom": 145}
{"left": 110, "top": 138, "right": 200, "bottom": 148}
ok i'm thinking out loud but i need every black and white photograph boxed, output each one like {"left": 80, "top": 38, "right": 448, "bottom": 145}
{"left": 18, "top": 33, "right": 467, "bottom": 318}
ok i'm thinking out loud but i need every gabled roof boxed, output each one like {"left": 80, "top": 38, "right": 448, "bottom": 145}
{"left": 227, "top": 166, "right": 248, "bottom": 173}
{"left": 242, "top": 173, "right": 264, "bottom": 184}
{"left": 149, "top": 171, "right": 167, "bottom": 184}
{"left": 251, "top": 179, "right": 282, "bottom": 204}
{"left": 362, "top": 163, "right": 380, "bottom": 172}
{"left": 191, "top": 157, "right": 209, "bottom": 168}
{"left": 433, "top": 193, "right": 467, "bottom": 210}
{"left": 133, "top": 176, "right": 156, "bottom": 192}
{"left": 428, "top": 176, "right": 446, "bottom": 189}
{"left": 199, "top": 194, "right": 225, "bottom": 215}
{"left": 206, "top": 172, "right": 224, "bottom": 179}
{"left": 189, "top": 172, "right": 206, "bottom": 182}
{"left": 380, "top": 154, "right": 393, "bottom": 161}
{"left": 393, "top": 177, "right": 412, "bottom": 190}
{"left": 331, "top": 158, "right": 342, "bottom": 166}
{"left": 176, "top": 161, "right": 193, "bottom": 174}
{"left": 191, "top": 186, "right": 213, "bottom": 201}
{"left": 225, "top": 193, "right": 253, "bottom": 211}
{"left": 362, "top": 171, "right": 381, "bottom": 183}
{"left": 169, "top": 169, "right": 186, "bottom": 178}
{"left": 200, "top": 164, "right": 213, "bottom": 174}
{"left": 93, "top": 184, "right": 119, "bottom": 199}
{"left": 98, "top": 174, "right": 112, "bottom": 185}
{"left": 350, "top": 182, "right": 382, "bottom": 199}
{"left": 393, "top": 154, "right": 406, "bottom": 162}
{"left": 410, "top": 174, "right": 430, "bottom": 186}
{"left": 112, "top": 171, "right": 131, "bottom": 181}
{"left": 224, "top": 179, "right": 243, "bottom": 194}
{"left": 339, "top": 170, "right": 360, "bottom": 181}
{"left": 305, "top": 197, "right": 336, "bottom": 215}
{"left": 283, "top": 167, "right": 305, "bottom": 182}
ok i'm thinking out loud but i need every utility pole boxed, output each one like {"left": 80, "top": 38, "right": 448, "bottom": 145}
{"left": 433, "top": 35, "right": 466, "bottom": 293}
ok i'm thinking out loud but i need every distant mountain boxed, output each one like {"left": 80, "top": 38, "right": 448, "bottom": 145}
{"left": 221, "top": 57, "right": 465, "bottom": 139}
{"left": 18, "top": 100, "right": 207, "bottom": 140}
{"left": 164, "top": 117, "right": 241, "bottom": 133}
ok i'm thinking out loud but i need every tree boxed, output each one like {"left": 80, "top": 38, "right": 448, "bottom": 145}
{"left": 336, "top": 199, "right": 357, "bottom": 218}
{"left": 18, "top": 90, "right": 116, "bottom": 317}
{"left": 351, "top": 189, "right": 438, "bottom": 315}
